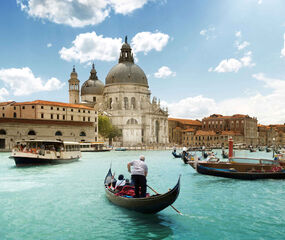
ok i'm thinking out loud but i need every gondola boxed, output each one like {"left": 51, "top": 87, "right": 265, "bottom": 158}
{"left": 196, "top": 164, "right": 285, "bottom": 180}
{"left": 172, "top": 151, "right": 182, "bottom": 158}
{"left": 104, "top": 168, "right": 180, "bottom": 214}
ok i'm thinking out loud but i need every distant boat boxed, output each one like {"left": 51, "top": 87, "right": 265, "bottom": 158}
{"left": 10, "top": 140, "right": 81, "bottom": 166}
{"left": 266, "top": 147, "right": 272, "bottom": 152}
{"left": 80, "top": 142, "right": 111, "bottom": 152}
{"left": 115, "top": 147, "right": 127, "bottom": 151}
{"left": 172, "top": 151, "right": 182, "bottom": 158}
{"left": 196, "top": 164, "right": 285, "bottom": 180}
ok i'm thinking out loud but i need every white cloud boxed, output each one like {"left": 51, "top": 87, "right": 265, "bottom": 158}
{"left": 17, "top": 0, "right": 150, "bottom": 27}
{"left": 109, "top": 0, "right": 148, "bottom": 15}
{"left": 236, "top": 41, "right": 250, "bottom": 50}
{"left": 154, "top": 66, "right": 176, "bottom": 78}
{"left": 47, "top": 43, "right": 52, "bottom": 48}
{"left": 59, "top": 31, "right": 170, "bottom": 64}
{"left": 0, "top": 88, "right": 9, "bottom": 101}
{"left": 200, "top": 26, "right": 215, "bottom": 40}
{"left": 163, "top": 73, "right": 285, "bottom": 124}
{"left": 235, "top": 31, "right": 242, "bottom": 38}
{"left": 131, "top": 31, "right": 170, "bottom": 55}
{"left": 281, "top": 33, "right": 285, "bottom": 58}
{"left": 213, "top": 58, "right": 242, "bottom": 73}
{"left": 212, "top": 52, "right": 255, "bottom": 73}
{"left": 0, "top": 67, "right": 65, "bottom": 96}
{"left": 59, "top": 32, "right": 122, "bottom": 63}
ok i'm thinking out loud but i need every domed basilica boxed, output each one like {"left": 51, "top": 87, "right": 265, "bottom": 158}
{"left": 68, "top": 37, "right": 168, "bottom": 146}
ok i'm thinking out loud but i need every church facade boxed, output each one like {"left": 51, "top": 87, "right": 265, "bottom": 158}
{"left": 69, "top": 38, "right": 169, "bottom": 146}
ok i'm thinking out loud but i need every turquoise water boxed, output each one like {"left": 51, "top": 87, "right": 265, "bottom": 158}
{"left": 0, "top": 150, "right": 285, "bottom": 240}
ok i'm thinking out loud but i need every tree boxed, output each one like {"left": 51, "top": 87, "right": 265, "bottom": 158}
{"left": 98, "top": 115, "right": 122, "bottom": 145}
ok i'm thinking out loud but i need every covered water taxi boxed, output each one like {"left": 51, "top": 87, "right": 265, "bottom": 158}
{"left": 10, "top": 140, "right": 81, "bottom": 165}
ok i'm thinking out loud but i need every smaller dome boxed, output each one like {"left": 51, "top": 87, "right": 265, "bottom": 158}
{"left": 81, "top": 64, "right": 104, "bottom": 96}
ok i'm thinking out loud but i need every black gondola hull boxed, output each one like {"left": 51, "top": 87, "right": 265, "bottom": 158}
{"left": 104, "top": 169, "right": 180, "bottom": 214}
{"left": 196, "top": 164, "right": 285, "bottom": 180}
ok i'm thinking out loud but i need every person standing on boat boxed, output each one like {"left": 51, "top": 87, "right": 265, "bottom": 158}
{"left": 127, "top": 155, "right": 148, "bottom": 198}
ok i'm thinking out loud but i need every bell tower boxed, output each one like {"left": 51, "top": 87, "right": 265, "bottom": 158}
{"left": 68, "top": 66, "right": 80, "bottom": 104}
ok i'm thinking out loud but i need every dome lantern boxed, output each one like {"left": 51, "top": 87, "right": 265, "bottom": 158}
{"left": 119, "top": 36, "right": 134, "bottom": 64}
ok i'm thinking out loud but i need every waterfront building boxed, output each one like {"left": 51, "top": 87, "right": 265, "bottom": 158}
{"left": 0, "top": 100, "right": 97, "bottom": 151}
{"left": 69, "top": 38, "right": 169, "bottom": 147}
{"left": 268, "top": 124, "right": 285, "bottom": 147}
{"left": 168, "top": 118, "right": 202, "bottom": 145}
{"left": 202, "top": 114, "right": 258, "bottom": 146}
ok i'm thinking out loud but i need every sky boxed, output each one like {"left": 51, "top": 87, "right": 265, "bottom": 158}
{"left": 1, "top": 0, "right": 285, "bottom": 124}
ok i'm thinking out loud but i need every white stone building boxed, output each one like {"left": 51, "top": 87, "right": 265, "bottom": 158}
{"left": 69, "top": 38, "right": 169, "bottom": 147}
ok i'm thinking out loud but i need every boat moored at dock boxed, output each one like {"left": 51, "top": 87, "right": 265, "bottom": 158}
{"left": 10, "top": 140, "right": 81, "bottom": 166}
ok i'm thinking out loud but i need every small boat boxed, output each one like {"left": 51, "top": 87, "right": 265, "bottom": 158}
{"left": 196, "top": 164, "right": 285, "bottom": 180}
{"left": 10, "top": 140, "right": 81, "bottom": 166}
{"left": 266, "top": 147, "right": 272, "bottom": 152}
{"left": 80, "top": 142, "right": 111, "bottom": 152}
{"left": 115, "top": 147, "right": 127, "bottom": 151}
{"left": 222, "top": 151, "right": 229, "bottom": 159}
{"left": 104, "top": 168, "right": 180, "bottom": 214}
{"left": 172, "top": 151, "right": 182, "bottom": 158}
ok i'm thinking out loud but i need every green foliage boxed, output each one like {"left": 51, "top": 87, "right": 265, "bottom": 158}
{"left": 98, "top": 115, "right": 122, "bottom": 140}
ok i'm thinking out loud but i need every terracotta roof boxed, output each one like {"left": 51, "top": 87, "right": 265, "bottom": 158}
{"left": 0, "top": 101, "right": 15, "bottom": 106}
{"left": 168, "top": 118, "right": 202, "bottom": 126}
{"left": 195, "top": 130, "right": 216, "bottom": 136}
{"left": 204, "top": 114, "right": 250, "bottom": 120}
{"left": 182, "top": 128, "right": 196, "bottom": 132}
{"left": 221, "top": 131, "right": 243, "bottom": 136}
{"left": 13, "top": 100, "right": 93, "bottom": 110}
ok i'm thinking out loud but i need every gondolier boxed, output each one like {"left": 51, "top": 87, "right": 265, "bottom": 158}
{"left": 127, "top": 155, "right": 148, "bottom": 198}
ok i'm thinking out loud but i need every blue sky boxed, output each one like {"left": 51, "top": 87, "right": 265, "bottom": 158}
{"left": 1, "top": 0, "right": 285, "bottom": 124}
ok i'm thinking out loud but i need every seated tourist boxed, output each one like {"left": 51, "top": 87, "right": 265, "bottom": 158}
{"left": 125, "top": 179, "right": 131, "bottom": 186}
{"left": 115, "top": 174, "right": 126, "bottom": 189}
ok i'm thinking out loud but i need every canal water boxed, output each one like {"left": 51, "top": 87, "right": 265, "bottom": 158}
{"left": 0, "top": 150, "right": 285, "bottom": 240}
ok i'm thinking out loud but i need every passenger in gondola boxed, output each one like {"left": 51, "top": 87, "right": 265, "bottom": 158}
{"left": 127, "top": 155, "right": 148, "bottom": 198}
{"left": 115, "top": 174, "right": 126, "bottom": 189}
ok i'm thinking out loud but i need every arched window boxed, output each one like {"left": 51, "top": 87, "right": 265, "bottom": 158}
{"left": 0, "top": 129, "right": 6, "bottom": 135}
{"left": 131, "top": 97, "right": 136, "bottom": 109}
{"left": 28, "top": 130, "right": 36, "bottom": 135}
{"left": 124, "top": 97, "right": 129, "bottom": 110}
{"left": 80, "top": 131, "right": 86, "bottom": 136}
{"left": 55, "top": 131, "right": 62, "bottom": 136}
{"left": 127, "top": 118, "right": 138, "bottom": 125}
{"left": 109, "top": 98, "right": 112, "bottom": 109}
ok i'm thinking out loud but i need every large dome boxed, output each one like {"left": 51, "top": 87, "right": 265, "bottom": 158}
{"left": 81, "top": 64, "right": 104, "bottom": 95}
{"left": 105, "top": 37, "right": 148, "bottom": 87}
{"left": 105, "top": 62, "right": 148, "bottom": 86}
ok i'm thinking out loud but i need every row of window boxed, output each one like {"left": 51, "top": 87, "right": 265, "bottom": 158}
{"left": 1, "top": 106, "right": 91, "bottom": 114}
{"left": 0, "top": 129, "right": 86, "bottom": 137}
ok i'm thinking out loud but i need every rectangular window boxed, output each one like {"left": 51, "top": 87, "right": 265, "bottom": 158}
{"left": 83, "top": 117, "right": 85, "bottom": 121}
{"left": 32, "top": 106, "right": 35, "bottom": 109}
{"left": 83, "top": 110, "right": 85, "bottom": 113}
{"left": 95, "top": 117, "right": 97, "bottom": 123}
{"left": 88, "top": 117, "right": 90, "bottom": 122}
{"left": 22, "top": 106, "right": 25, "bottom": 109}
{"left": 88, "top": 111, "right": 90, "bottom": 114}
{"left": 51, "top": 114, "right": 53, "bottom": 119}
{"left": 41, "top": 106, "right": 44, "bottom": 109}
{"left": 14, "top": 107, "right": 16, "bottom": 110}
{"left": 63, "top": 115, "right": 65, "bottom": 120}
{"left": 2, "top": 113, "right": 5, "bottom": 117}
{"left": 41, "top": 113, "right": 44, "bottom": 118}
{"left": 57, "top": 114, "right": 59, "bottom": 120}
{"left": 13, "top": 112, "right": 16, "bottom": 118}
{"left": 63, "top": 108, "right": 65, "bottom": 111}
{"left": 78, "top": 109, "right": 80, "bottom": 113}
{"left": 51, "top": 107, "right": 53, "bottom": 110}
{"left": 71, "top": 116, "right": 73, "bottom": 121}
{"left": 57, "top": 107, "right": 59, "bottom": 111}
{"left": 2, "top": 107, "right": 4, "bottom": 110}
{"left": 71, "top": 109, "right": 73, "bottom": 112}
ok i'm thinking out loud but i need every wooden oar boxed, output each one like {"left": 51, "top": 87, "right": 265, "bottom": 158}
{"left": 147, "top": 184, "right": 183, "bottom": 216}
